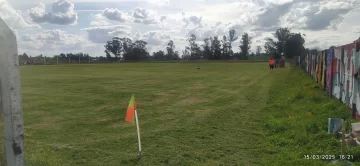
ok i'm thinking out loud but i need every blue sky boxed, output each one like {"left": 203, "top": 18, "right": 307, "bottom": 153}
{"left": 1, "top": 0, "right": 360, "bottom": 57}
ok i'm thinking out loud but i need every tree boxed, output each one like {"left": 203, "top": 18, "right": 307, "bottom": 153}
{"left": 264, "top": 37, "right": 278, "bottom": 57}
{"left": 284, "top": 33, "right": 305, "bottom": 58}
{"left": 59, "top": 53, "right": 66, "bottom": 59}
{"left": 187, "top": 34, "right": 196, "bottom": 58}
{"left": 104, "top": 36, "right": 150, "bottom": 61}
{"left": 104, "top": 37, "right": 122, "bottom": 60}
{"left": 310, "top": 47, "right": 321, "bottom": 54}
{"left": 228, "top": 30, "right": 238, "bottom": 57}
{"left": 187, "top": 34, "right": 201, "bottom": 59}
{"left": 211, "top": 36, "right": 221, "bottom": 60}
{"left": 153, "top": 50, "right": 165, "bottom": 60}
{"left": 264, "top": 27, "right": 305, "bottom": 59}
{"left": 274, "top": 28, "right": 292, "bottom": 56}
{"left": 221, "top": 35, "right": 230, "bottom": 60}
{"left": 127, "top": 40, "right": 149, "bottom": 60}
{"left": 256, "top": 46, "right": 262, "bottom": 56}
{"left": 18, "top": 53, "right": 29, "bottom": 62}
{"left": 239, "top": 33, "right": 252, "bottom": 57}
{"left": 182, "top": 46, "right": 191, "bottom": 60}
{"left": 166, "top": 40, "right": 175, "bottom": 60}
{"left": 174, "top": 51, "right": 180, "bottom": 60}
{"left": 202, "top": 38, "right": 212, "bottom": 60}
{"left": 22, "top": 53, "right": 29, "bottom": 60}
{"left": 119, "top": 37, "right": 133, "bottom": 55}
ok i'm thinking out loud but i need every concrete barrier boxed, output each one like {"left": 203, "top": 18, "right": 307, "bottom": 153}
{"left": 0, "top": 17, "right": 25, "bottom": 166}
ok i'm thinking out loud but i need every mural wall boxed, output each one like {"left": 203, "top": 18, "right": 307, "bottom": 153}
{"left": 322, "top": 51, "right": 326, "bottom": 90}
{"left": 326, "top": 48, "right": 333, "bottom": 95}
{"left": 296, "top": 40, "right": 360, "bottom": 120}
{"left": 333, "top": 47, "right": 342, "bottom": 100}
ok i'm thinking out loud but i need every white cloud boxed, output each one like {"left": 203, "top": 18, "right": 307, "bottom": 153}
{"left": 160, "top": 15, "right": 166, "bottom": 22}
{"left": 83, "top": 25, "right": 131, "bottom": 43}
{"left": 353, "top": 26, "right": 360, "bottom": 33}
{"left": 182, "top": 14, "right": 202, "bottom": 27}
{"left": 28, "top": 0, "right": 78, "bottom": 25}
{"left": 134, "top": 30, "right": 172, "bottom": 45}
{"left": 102, "top": 8, "right": 129, "bottom": 22}
{"left": 132, "top": 8, "right": 159, "bottom": 25}
{"left": 18, "top": 29, "right": 87, "bottom": 55}
{"left": 0, "top": 0, "right": 39, "bottom": 29}
{"left": 1, "top": 0, "right": 360, "bottom": 57}
{"left": 147, "top": 0, "right": 170, "bottom": 7}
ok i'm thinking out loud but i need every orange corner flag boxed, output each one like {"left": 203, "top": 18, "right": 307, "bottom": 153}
{"left": 125, "top": 94, "right": 136, "bottom": 123}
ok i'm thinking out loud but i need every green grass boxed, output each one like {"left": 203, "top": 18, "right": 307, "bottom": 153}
{"left": 0, "top": 62, "right": 359, "bottom": 165}
{"left": 261, "top": 66, "right": 360, "bottom": 166}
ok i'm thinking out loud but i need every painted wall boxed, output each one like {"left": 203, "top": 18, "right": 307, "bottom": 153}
{"left": 315, "top": 55, "right": 318, "bottom": 82}
{"left": 343, "top": 47, "right": 348, "bottom": 104}
{"left": 350, "top": 47, "right": 356, "bottom": 109}
{"left": 310, "top": 54, "right": 313, "bottom": 76}
{"left": 354, "top": 42, "right": 360, "bottom": 119}
{"left": 308, "top": 54, "right": 311, "bottom": 75}
{"left": 297, "top": 41, "right": 360, "bottom": 119}
{"left": 332, "top": 56, "right": 338, "bottom": 98}
{"left": 326, "top": 47, "right": 333, "bottom": 95}
{"left": 306, "top": 54, "right": 309, "bottom": 73}
{"left": 332, "top": 47, "right": 342, "bottom": 99}
{"left": 317, "top": 54, "right": 322, "bottom": 83}
{"left": 322, "top": 51, "right": 326, "bottom": 88}
{"left": 341, "top": 43, "right": 355, "bottom": 106}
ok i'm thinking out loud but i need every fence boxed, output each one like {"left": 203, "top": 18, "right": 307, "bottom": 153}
{"left": 19, "top": 58, "right": 270, "bottom": 66}
{"left": 295, "top": 39, "right": 360, "bottom": 120}
{"left": 19, "top": 59, "right": 118, "bottom": 66}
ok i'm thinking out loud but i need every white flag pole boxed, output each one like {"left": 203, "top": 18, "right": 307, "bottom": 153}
{"left": 134, "top": 109, "right": 142, "bottom": 160}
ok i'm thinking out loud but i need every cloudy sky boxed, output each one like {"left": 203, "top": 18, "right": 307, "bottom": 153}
{"left": 1, "top": 0, "right": 360, "bottom": 57}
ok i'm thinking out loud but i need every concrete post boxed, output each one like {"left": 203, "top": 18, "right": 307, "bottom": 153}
{"left": 0, "top": 18, "right": 25, "bottom": 165}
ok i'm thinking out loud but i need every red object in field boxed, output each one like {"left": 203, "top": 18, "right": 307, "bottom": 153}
{"left": 269, "top": 60, "right": 275, "bottom": 65}
{"left": 125, "top": 95, "right": 136, "bottom": 123}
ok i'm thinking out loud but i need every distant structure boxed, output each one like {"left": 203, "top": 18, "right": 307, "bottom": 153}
{"left": 197, "top": 66, "right": 200, "bottom": 69}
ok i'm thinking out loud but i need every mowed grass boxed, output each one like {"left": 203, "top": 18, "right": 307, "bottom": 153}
{"left": 1, "top": 62, "right": 358, "bottom": 165}
{"left": 261, "top": 66, "right": 360, "bottom": 166}
{"left": 1, "top": 62, "right": 276, "bottom": 166}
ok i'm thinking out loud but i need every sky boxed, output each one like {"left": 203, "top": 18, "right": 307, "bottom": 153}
{"left": 1, "top": 0, "right": 360, "bottom": 57}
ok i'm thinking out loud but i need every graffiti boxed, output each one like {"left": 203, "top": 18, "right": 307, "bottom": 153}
{"left": 296, "top": 40, "right": 360, "bottom": 120}
{"left": 326, "top": 48, "right": 333, "bottom": 94}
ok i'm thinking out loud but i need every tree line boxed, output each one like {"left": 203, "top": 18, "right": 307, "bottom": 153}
{"left": 18, "top": 53, "right": 106, "bottom": 62}
{"left": 104, "top": 30, "right": 259, "bottom": 61}
{"left": 19, "top": 27, "right": 306, "bottom": 62}
{"left": 104, "top": 27, "right": 305, "bottom": 61}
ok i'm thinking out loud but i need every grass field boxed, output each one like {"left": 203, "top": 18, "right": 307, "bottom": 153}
{"left": 0, "top": 62, "right": 359, "bottom": 165}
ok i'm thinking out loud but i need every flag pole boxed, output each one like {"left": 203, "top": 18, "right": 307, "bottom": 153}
{"left": 134, "top": 109, "right": 142, "bottom": 160}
